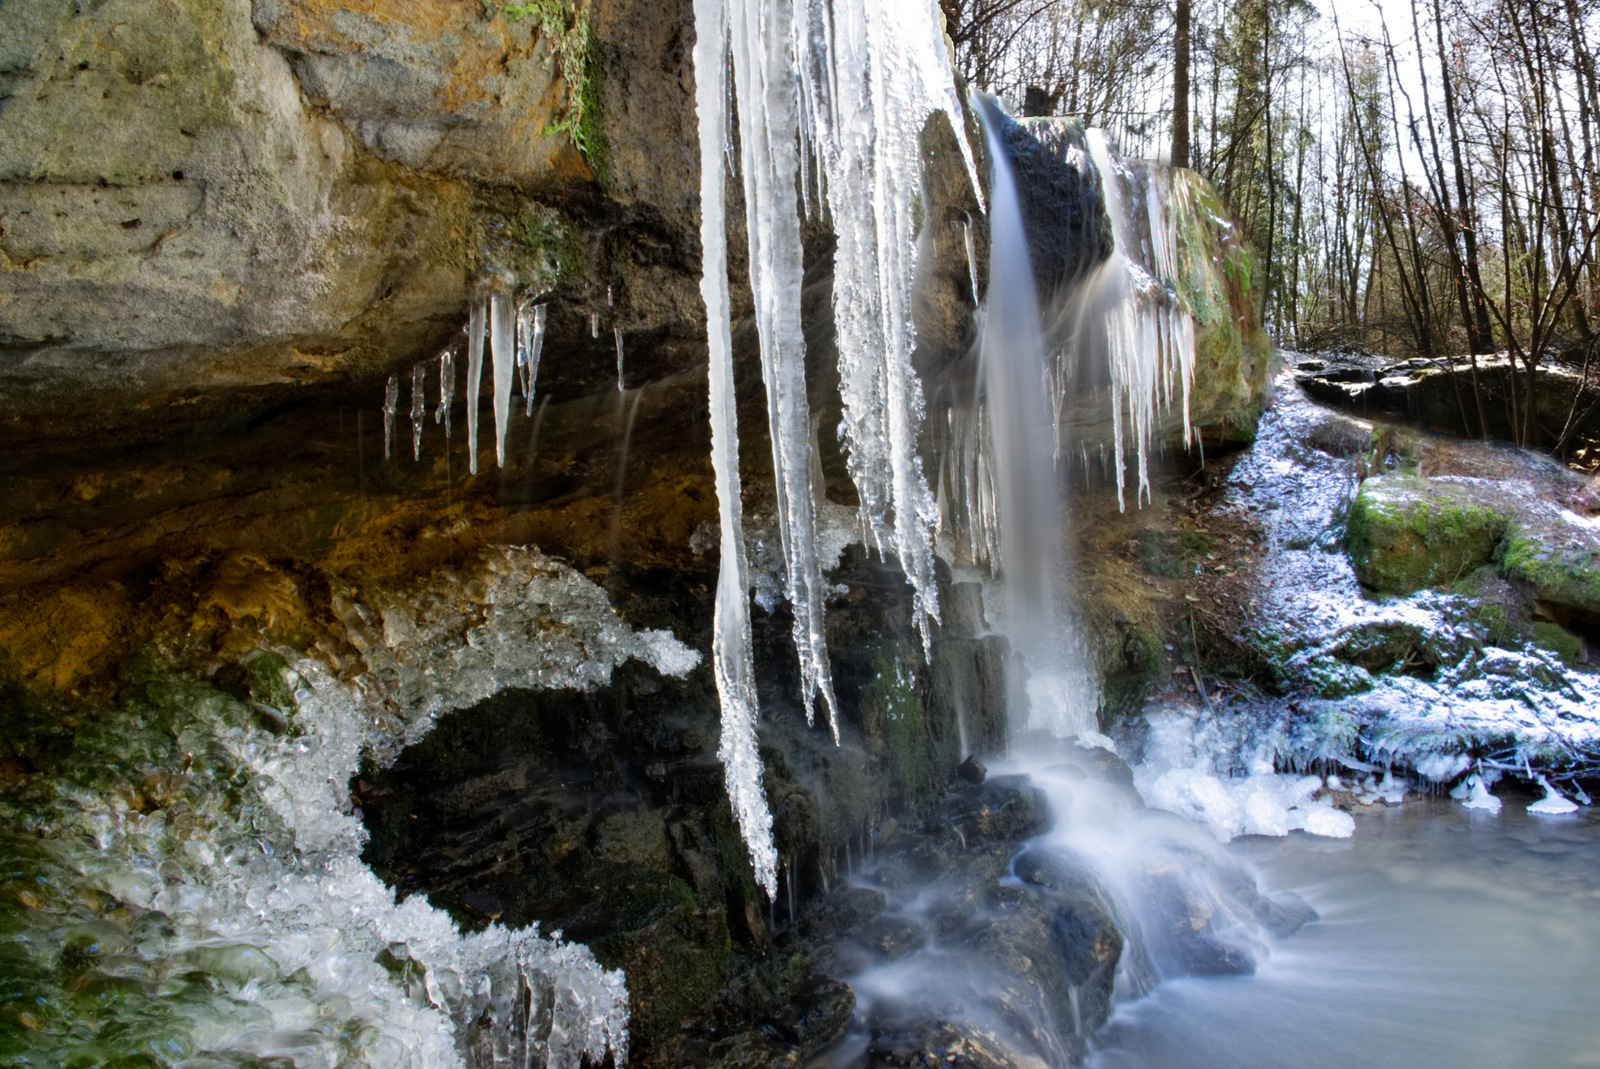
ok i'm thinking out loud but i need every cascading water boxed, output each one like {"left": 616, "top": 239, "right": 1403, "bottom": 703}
{"left": 968, "top": 96, "right": 1099, "bottom": 739}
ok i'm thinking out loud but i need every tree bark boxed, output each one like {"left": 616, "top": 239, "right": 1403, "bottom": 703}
{"left": 1172, "top": 0, "right": 1191, "bottom": 168}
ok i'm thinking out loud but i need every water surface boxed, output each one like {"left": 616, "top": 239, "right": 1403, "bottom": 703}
{"left": 1088, "top": 796, "right": 1600, "bottom": 1069}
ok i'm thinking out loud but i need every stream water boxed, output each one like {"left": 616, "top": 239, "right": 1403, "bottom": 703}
{"left": 1087, "top": 795, "right": 1600, "bottom": 1069}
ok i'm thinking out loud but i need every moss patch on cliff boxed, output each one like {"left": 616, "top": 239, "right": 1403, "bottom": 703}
{"left": 1345, "top": 476, "right": 1508, "bottom": 594}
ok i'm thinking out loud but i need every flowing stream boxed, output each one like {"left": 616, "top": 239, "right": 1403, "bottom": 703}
{"left": 1087, "top": 796, "right": 1600, "bottom": 1069}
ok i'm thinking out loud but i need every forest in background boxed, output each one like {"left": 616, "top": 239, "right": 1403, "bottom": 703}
{"left": 941, "top": 0, "right": 1600, "bottom": 457}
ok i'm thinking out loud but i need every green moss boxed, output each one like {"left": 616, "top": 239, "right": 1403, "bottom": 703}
{"left": 1099, "top": 622, "right": 1163, "bottom": 727}
{"left": 504, "top": 0, "right": 605, "bottom": 176}
{"left": 1301, "top": 661, "right": 1375, "bottom": 698}
{"left": 1499, "top": 530, "right": 1600, "bottom": 615}
{"left": 1135, "top": 528, "right": 1210, "bottom": 578}
{"left": 505, "top": 201, "right": 580, "bottom": 295}
{"left": 1345, "top": 477, "right": 1507, "bottom": 594}
{"left": 1530, "top": 621, "right": 1586, "bottom": 667}
{"left": 861, "top": 648, "right": 949, "bottom": 812}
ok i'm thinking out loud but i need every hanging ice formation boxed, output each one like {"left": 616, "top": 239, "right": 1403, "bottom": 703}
{"left": 1081, "top": 129, "right": 1196, "bottom": 511}
{"left": 466, "top": 299, "right": 486, "bottom": 475}
{"left": 491, "top": 294, "right": 515, "bottom": 468}
{"left": 436, "top": 346, "right": 455, "bottom": 438}
{"left": 515, "top": 302, "right": 540, "bottom": 415}
{"left": 410, "top": 363, "right": 426, "bottom": 461}
{"left": 382, "top": 375, "right": 399, "bottom": 460}
{"left": 527, "top": 304, "right": 547, "bottom": 416}
{"left": 614, "top": 327, "right": 625, "bottom": 392}
{"left": 590, "top": 312, "right": 600, "bottom": 339}
{"left": 692, "top": 0, "right": 775, "bottom": 897}
{"left": 691, "top": 0, "right": 982, "bottom": 890}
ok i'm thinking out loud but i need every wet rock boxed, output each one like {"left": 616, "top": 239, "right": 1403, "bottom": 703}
{"left": 957, "top": 755, "right": 988, "bottom": 784}
{"left": 934, "top": 776, "right": 1050, "bottom": 845}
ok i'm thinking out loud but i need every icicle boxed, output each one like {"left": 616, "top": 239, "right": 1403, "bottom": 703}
{"left": 410, "top": 363, "right": 426, "bottom": 461}
{"left": 466, "top": 300, "right": 486, "bottom": 475}
{"left": 527, "top": 304, "right": 547, "bottom": 417}
{"left": 381, "top": 375, "right": 399, "bottom": 461}
{"left": 613, "top": 327, "right": 625, "bottom": 392}
{"left": 435, "top": 347, "right": 455, "bottom": 438}
{"left": 693, "top": 0, "right": 777, "bottom": 898}
{"left": 516, "top": 303, "right": 532, "bottom": 404}
{"left": 606, "top": 285, "right": 614, "bottom": 307}
{"left": 1083, "top": 129, "right": 1196, "bottom": 510}
{"left": 794, "top": 0, "right": 954, "bottom": 654}
{"left": 730, "top": 0, "right": 841, "bottom": 737}
{"left": 963, "top": 214, "right": 981, "bottom": 307}
{"left": 590, "top": 312, "right": 600, "bottom": 339}
{"left": 491, "top": 294, "right": 514, "bottom": 469}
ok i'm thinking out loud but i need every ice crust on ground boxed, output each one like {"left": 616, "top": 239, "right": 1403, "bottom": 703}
{"left": 1133, "top": 705, "right": 1356, "bottom": 841}
{"left": 3, "top": 551, "right": 693, "bottom": 1067}
{"left": 1187, "top": 367, "right": 1600, "bottom": 808}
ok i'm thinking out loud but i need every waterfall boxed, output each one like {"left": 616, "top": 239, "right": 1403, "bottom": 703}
{"left": 971, "top": 95, "right": 1099, "bottom": 738}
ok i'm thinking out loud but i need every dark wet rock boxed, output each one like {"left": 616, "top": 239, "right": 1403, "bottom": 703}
{"left": 934, "top": 776, "right": 1050, "bottom": 845}
{"left": 957, "top": 755, "right": 988, "bottom": 784}
{"left": 804, "top": 886, "right": 888, "bottom": 939}
{"left": 832, "top": 914, "right": 928, "bottom": 974}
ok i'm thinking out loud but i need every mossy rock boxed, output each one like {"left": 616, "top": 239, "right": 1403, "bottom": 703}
{"left": 1530, "top": 621, "right": 1587, "bottom": 668}
{"left": 1346, "top": 476, "right": 1508, "bottom": 594}
{"left": 1499, "top": 527, "right": 1600, "bottom": 616}
{"left": 1300, "top": 661, "right": 1375, "bottom": 699}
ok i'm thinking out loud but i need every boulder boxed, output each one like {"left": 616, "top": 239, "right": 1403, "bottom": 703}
{"left": 1346, "top": 475, "right": 1509, "bottom": 594}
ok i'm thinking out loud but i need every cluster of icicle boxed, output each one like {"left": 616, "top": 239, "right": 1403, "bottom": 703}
{"left": 1082, "top": 129, "right": 1196, "bottom": 511}
{"left": 692, "top": 0, "right": 981, "bottom": 895}
{"left": 381, "top": 296, "right": 553, "bottom": 470}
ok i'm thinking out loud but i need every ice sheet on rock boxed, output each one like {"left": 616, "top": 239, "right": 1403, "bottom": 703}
{"left": 692, "top": 0, "right": 777, "bottom": 897}
{"left": 1133, "top": 705, "right": 1355, "bottom": 841}
{"left": 331, "top": 546, "right": 701, "bottom": 767}
{"left": 0, "top": 566, "right": 655, "bottom": 1069}
{"left": 466, "top": 299, "right": 486, "bottom": 474}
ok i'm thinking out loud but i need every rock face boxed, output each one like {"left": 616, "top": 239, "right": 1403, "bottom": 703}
{"left": 0, "top": 0, "right": 710, "bottom": 442}
{"left": 1346, "top": 443, "right": 1600, "bottom": 643}
{"left": 358, "top": 548, "right": 1014, "bottom": 1065}
{"left": 0, "top": 2, "right": 1284, "bottom": 1064}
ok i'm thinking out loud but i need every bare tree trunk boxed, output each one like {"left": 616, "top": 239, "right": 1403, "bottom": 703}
{"left": 1173, "top": 0, "right": 1191, "bottom": 168}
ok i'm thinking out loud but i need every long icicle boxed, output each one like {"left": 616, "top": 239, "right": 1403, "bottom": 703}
{"left": 466, "top": 299, "right": 486, "bottom": 475}
{"left": 490, "top": 294, "right": 514, "bottom": 468}
{"left": 730, "top": 0, "right": 841, "bottom": 739}
{"left": 693, "top": 0, "right": 777, "bottom": 898}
